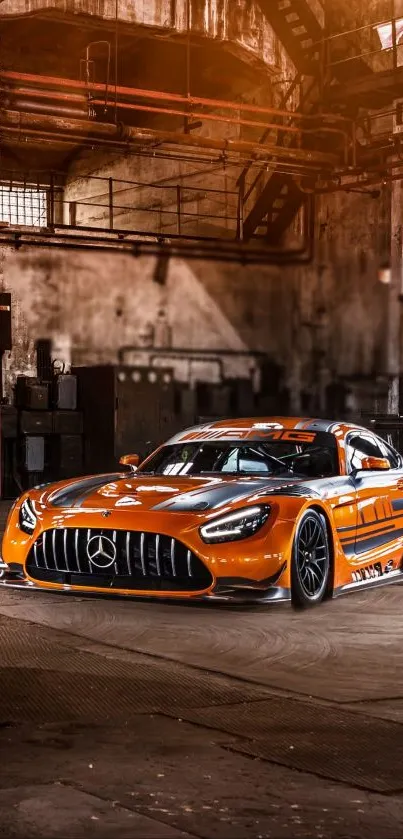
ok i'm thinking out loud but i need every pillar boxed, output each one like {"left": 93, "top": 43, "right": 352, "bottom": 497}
{"left": 388, "top": 178, "right": 403, "bottom": 414}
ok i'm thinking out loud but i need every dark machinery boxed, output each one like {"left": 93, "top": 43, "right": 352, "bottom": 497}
{"left": 1, "top": 340, "right": 84, "bottom": 495}
{"left": 72, "top": 365, "right": 178, "bottom": 473}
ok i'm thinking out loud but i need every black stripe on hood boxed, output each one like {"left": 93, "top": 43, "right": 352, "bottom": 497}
{"left": 48, "top": 474, "right": 122, "bottom": 508}
{"left": 152, "top": 480, "right": 320, "bottom": 513}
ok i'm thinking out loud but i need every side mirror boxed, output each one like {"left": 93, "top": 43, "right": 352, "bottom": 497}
{"left": 119, "top": 454, "right": 140, "bottom": 471}
{"left": 360, "top": 456, "right": 391, "bottom": 471}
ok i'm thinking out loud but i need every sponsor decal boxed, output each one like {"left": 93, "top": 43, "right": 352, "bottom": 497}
{"left": 352, "top": 560, "right": 394, "bottom": 583}
{"left": 272, "top": 430, "right": 316, "bottom": 443}
{"left": 182, "top": 428, "right": 249, "bottom": 442}
{"left": 115, "top": 497, "right": 141, "bottom": 507}
{"left": 181, "top": 428, "right": 317, "bottom": 444}
{"left": 252, "top": 422, "right": 284, "bottom": 430}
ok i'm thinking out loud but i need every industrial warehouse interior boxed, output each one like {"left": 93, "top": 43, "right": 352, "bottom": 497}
{"left": 3, "top": 1, "right": 403, "bottom": 837}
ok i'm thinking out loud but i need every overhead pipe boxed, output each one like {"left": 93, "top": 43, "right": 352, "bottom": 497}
{"left": 3, "top": 89, "right": 350, "bottom": 154}
{"left": 0, "top": 129, "right": 325, "bottom": 185}
{"left": 0, "top": 70, "right": 352, "bottom": 126}
{"left": 0, "top": 71, "right": 352, "bottom": 161}
{"left": 1, "top": 123, "right": 333, "bottom": 175}
{"left": 0, "top": 73, "right": 352, "bottom": 161}
{"left": 91, "top": 98, "right": 350, "bottom": 152}
{"left": 4, "top": 85, "right": 87, "bottom": 104}
{"left": 0, "top": 228, "right": 314, "bottom": 265}
{"left": 9, "top": 100, "right": 88, "bottom": 119}
{"left": 119, "top": 123, "right": 336, "bottom": 166}
{"left": 0, "top": 109, "right": 338, "bottom": 168}
{"left": 91, "top": 98, "right": 306, "bottom": 136}
{"left": 2, "top": 84, "right": 88, "bottom": 120}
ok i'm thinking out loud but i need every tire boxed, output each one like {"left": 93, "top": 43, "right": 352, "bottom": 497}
{"left": 291, "top": 509, "right": 330, "bottom": 609}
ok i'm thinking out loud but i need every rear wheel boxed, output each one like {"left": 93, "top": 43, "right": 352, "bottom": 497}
{"left": 291, "top": 510, "right": 330, "bottom": 609}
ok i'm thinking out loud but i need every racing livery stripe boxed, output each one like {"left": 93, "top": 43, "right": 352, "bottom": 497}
{"left": 297, "top": 418, "right": 336, "bottom": 432}
{"left": 49, "top": 474, "right": 122, "bottom": 507}
{"left": 340, "top": 523, "right": 396, "bottom": 544}
{"left": 295, "top": 418, "right": 312, "bottom": 429}
{"left": 341, "top": 526, "right": 403, "bottom": 556}
{"left": 151, "top": 479, "right": 319, "bottom": 512}
{"left": 337, "top": 511, "right": 403, "bottom": 533}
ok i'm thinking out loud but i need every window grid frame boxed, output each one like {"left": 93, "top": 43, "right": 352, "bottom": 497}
{"left": 0, "top": 185, "right": 48, "bottom": 227}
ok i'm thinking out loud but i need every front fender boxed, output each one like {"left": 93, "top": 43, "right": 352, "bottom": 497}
{"left": 270, "top": 496, "right": 342, "bottom": 591}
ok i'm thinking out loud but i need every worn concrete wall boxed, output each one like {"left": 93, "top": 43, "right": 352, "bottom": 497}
{"left": 0, "top": 0, "right": 285, "bottom": 76}
{"left": 0, "top": 182, "right": 390, "bottom": 412}
{"left": 0, "top": 247, "right": 281, "bottom": 398}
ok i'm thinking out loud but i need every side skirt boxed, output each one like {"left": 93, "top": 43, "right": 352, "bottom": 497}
{"left": 334, "top": 568, "right": 403, "bottom": 598}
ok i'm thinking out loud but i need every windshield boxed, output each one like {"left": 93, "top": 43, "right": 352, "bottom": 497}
{"left": 138, "top": 438, "right": 339, "bottom": 479}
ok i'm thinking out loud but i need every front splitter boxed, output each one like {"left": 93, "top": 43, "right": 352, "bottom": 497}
{"left": 0, "top": 575, "right": 291, "bottom": 605}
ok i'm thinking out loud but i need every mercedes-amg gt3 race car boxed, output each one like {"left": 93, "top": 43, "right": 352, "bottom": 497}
{"left": 2, "top": 417, "right": 403, "bottom": 607}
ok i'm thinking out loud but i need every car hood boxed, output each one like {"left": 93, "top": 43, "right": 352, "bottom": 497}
{"left": 46, "top": 472, "right": 320, "bottom": 514}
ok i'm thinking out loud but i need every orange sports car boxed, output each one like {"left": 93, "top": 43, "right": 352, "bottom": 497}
{"left": 1, "top": 416, "right": 403, "bottom": 608}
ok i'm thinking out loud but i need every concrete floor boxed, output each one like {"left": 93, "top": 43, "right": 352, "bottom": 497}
{"left": 2, "top": 501, "right": 403, "bottom": 837}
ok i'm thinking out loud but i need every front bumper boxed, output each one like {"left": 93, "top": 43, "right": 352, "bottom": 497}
{"left": 0, "top": 559, "right": 37, "bottom": 589}
{"left": 1, "top": 499, "right": 292, "bottom": 601}
{"left": 0, "top": 559, "right": 290, "bottom": 603}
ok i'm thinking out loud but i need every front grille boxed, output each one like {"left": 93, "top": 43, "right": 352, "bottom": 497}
{"left": 26, "top": 528, "right": 213, "bottom": 592}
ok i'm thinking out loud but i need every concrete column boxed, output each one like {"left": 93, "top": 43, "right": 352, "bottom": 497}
{"left": 388, "top": 178, "right": 403, "bottom": 414}
{"left": 0, "top": 247, "right": 7, "bottom": 292}
{"left": 387, "top": 1, "right": 403, "bottom": 413}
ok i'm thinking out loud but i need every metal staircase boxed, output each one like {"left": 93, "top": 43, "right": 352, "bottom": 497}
{"left": 243, "top": 173, "right": 306, "bottom": 245}
{"left": 240, "top": 74, "right": 317, "bottom": 243}
{"left": 243, "top": 0, "right": 374, "bottom": 243}
{"left": 258, "top": 0, "right": 323, "bottom": 74}
{"left": 258, "top": 0, "right": 372, "bottom": 81}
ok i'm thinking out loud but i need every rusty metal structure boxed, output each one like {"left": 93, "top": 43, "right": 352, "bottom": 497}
{"left": 1, "top": 1, "right": 403, "bottom": 261}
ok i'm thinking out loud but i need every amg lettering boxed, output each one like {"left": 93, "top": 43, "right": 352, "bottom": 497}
{"left": 181, "top": 429, "right": 317, "bottom": 443}
{"left": 252, "top": 430, "right": 316, "bottom": 443}
{"left": 181, "top": 429, "right": 249, "bottom": 442}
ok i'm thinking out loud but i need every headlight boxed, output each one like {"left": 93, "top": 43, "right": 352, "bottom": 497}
{"left": 19, "top": 498, "right": 37, "bottom": 534}
{"left": 199, "top": 505, "right": 270, "bottom": 544}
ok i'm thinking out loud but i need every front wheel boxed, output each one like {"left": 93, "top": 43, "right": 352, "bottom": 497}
{"left": 291, "top": 510, "right": 330, "bottom": 609}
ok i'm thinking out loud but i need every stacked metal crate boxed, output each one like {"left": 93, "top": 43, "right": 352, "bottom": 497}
{"left": 3, "top": 373, "right": 84, "bottom": 492}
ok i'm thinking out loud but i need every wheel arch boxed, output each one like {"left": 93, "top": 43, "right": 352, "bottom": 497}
{"left": 306, "top": 503, "right": 335, "bottom": 598}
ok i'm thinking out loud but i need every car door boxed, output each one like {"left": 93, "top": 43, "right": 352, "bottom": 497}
{"left": 346, "top": 431, "right": 403, "bottom": 577}
{"left": 376, "top": 435, "right": 403, "bottom": 552}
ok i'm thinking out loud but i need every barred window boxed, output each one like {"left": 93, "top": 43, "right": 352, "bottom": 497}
{"left": 0, "top": 185, "right": 48, "bottom": 227}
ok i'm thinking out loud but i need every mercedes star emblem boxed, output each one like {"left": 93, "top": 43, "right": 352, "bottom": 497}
{"left": 86, "top": 534, "right": 117, "bottom": 569}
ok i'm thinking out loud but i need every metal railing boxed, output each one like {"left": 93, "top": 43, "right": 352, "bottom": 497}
{"left": 0, "top": 171, "right": 241, "bottom": 239}
{"left": 0, "top": 170, "right": 317, "bottom": 257}
{"left": 67, "top": 176, "right": 241, "bottom": 239}
{"left": 319, "top": 14, "right": 403, "bottom": 75}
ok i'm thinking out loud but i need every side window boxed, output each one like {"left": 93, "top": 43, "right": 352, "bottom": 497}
{"left": 220, "top": 448, "right": 239, "bottom": 473}
{"left": 378, "top": 439, "right": 401, "bottom": 469}
{"left": 346, "top": 434, "right": 386, "bottom": 473}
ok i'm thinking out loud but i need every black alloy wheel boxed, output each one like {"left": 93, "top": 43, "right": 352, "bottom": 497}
{"left": 291, "top": 510, "right": 330, "bottom": 608}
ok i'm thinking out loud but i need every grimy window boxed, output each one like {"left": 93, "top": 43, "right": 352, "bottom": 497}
{"left": 0, "top": 185, "right": 48, "bottom": 227}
